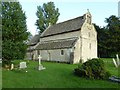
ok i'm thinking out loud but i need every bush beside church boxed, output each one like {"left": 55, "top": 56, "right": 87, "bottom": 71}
{"left": 74, "top": 58, "right": 111, "bottom": 79}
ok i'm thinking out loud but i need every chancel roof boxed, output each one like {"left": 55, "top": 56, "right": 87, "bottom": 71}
{"left": 28, "top": 34, "right": 40, "bottom": 46}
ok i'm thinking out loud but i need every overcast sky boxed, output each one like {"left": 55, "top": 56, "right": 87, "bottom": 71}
{"left": 19, "top": 0, "right": 119, "bottom": 35}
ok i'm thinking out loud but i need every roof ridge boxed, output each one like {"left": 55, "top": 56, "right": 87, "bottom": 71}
{"left": 56, "top": 15, "right": 84, "bottom": 25}
{"left": 41, "top": 14, "right": 86, "bottom": 37}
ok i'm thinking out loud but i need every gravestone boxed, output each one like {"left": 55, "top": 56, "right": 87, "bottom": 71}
{"left": 116, "top": 54, "right": 120, "bottom": 66}
{"left": 38, "top": 55, "right": 42, "bottom": 65}
{"left": 112, "top": 54, "right": 120, "bottom": 68}
{"left": 112, "top": 58, "right": 118, "bottom": 68}
{"left": 10, "top": 64, "right": 14, "bottom": 70}
{"left": 19, "top": 62, "right": 27, "bottom": 69}
{"left": 38, "top": 55, "right": 46, "bottom": 70}
{"left": 0, "top": 58, "right": 2, "bottom": 63}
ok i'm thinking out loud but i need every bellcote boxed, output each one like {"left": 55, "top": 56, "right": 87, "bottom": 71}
{"left": 85, "top": 9, "right": 92, "bottom": 24}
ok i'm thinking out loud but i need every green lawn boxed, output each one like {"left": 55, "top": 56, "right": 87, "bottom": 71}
{"left": 0, "top": 63, "right": 2, "bottom": 89}
{"left": 2, "top": 58, "right": 120, "bottom": 88}
{"left": 102, "top": 58, "right": 120, "bottom": 77}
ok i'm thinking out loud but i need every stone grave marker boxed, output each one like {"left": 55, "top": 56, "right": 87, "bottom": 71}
{"left": 0, "top": 58, "right": 2, "bottom": 63}
{"left": 112, "top": 54, "right": 120, "bottom": 68}
{"left": 10, "top": 64, "right": 14, "bottom": 70}
{"left": 19, "top": 62, "right": 27, "bottom": 69}
{"left": 116, "top": 54, "right": 120, "bottom": 66}
{"left": 38, "top": 55, "right": 46, "bottom": 70}
{"left": 38, "top": 55, "right": 42, "bottom": 65}
{"left": 112, "top": 58, "right": 118, "bottom": 68}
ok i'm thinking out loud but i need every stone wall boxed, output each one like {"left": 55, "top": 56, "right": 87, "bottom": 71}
{"left": 39, "top": 48, "right": 72, "bottom": 63}
{"left": 80, "top": 22, "right": 97, "bottom": 62}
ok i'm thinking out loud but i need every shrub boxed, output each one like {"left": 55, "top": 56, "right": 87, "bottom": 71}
{"left": 74, "top": 58, "right": 111, "bottom": 79}
{"left": 2, "top": 60, "right": 12, "bottom": 67}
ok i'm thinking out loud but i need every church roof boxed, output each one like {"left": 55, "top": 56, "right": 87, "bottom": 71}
{"left": 28, "top": 34, "right": 40, "bottom": 46}
{"left": 35, "top": 37, "right": 78, "bottom": 50}
{"left": 40, "top": 15, "right": 85, "bottom": 37}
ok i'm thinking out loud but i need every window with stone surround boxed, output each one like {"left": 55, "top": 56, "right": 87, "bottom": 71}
{"left": 61, "top": 50, "right": 64, "bottom": 55}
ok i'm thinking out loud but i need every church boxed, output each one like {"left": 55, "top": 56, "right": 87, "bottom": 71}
{"left": 27, "top": 10, "right": 97, "bottom": 64}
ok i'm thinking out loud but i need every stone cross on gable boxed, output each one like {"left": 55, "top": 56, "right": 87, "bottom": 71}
{"left": 38, "top": 55, "right": 42, "bottom": 65}
{"left": 87, "top": 9, "right": 89, "bottom": 13}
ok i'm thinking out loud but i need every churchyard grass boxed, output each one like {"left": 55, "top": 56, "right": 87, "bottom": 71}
{"left": 102, "top": 58, "right": 120, "bottom": 77}
{"left": 0, "top": 63, "right": 2, "bottom": 89}
{"left": 2, "top": 58, "right": 119, "bottom": 88}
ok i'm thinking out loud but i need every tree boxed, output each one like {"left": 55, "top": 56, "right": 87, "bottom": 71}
{"left": 105, "top": 15, "right": 120, "bottom": 57}
{"left": 0, "top": 2, "right": 2, "bottom": 59}
{"left": 2, "top": 2, "right": 29, "bottom": 65}
{"left": 36, "top": 2, "right": 60, "bottom": 33}
{"left": 94, "top": 24, "right": 109, "bottom": 57}
{"left": 94, "top": 15, "right": 120, "bottom": 58}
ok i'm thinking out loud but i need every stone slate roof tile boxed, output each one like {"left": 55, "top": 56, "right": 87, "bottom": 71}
{"left": 35, "top": 37, "right": 78, "bottom": 50}
{"left": 28, "top": 34, "right": 40, "bottom": 46}
{"left": 40, "top": 15, "right": 85, "bottom": 37}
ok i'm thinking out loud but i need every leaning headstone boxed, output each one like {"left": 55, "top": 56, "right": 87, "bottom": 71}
{"left": 19, "top": 62, "right": 27, "bottom": 69}
{"left": 116, "top": 54, "right": 120, "bottom": 66}
{"left": 38, "top": 55, "right": 46, "bottom": 71}
{"left": 112, "top": 58, "right": 118, "bottom": 68}
{"left": 112, "top": 54, "right": 120, "bottom": 68}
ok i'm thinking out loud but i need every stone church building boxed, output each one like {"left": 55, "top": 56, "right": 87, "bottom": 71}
{"left": 26, "top": 11, "right": 97, "bottom": 64}
{"left": 26, "top": 34, "right": 40, "bottom": 60}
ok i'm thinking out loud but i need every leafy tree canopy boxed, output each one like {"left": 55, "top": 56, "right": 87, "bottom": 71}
{"left": 94, "top": 15, "right": 120, "bottom": 57}
{"left": 36, "top": 2, "right": 60, "bottom": 33}
{"left": 105, "top": 15, "right": 120, "bottom": 57}
{"left": 2, "top": 2, "right": 29, "bottom": 65}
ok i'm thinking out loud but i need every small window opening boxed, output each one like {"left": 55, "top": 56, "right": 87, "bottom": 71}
{"left": 61, "top": 50, "right": 64, "bottom": 55}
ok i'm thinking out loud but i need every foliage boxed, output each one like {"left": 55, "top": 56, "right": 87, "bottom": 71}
{"left": 35, "top": 2, "right": 60, "bottom": 33}
{"left": 94, "top": 24, "right": 109, "bottom": 57}
{"left": 2, "top": 2, "right": 29, "bottom": 65}
{"left": 0, "top": 2, "right": 1, "bottom": 59}
{"left": 94, "top": 15, "right": 120, "bottom": 57}
{"left": 74, "top": 58, "right": 111, "bottom": 79}
{"left": 105, "top": 16, "right": 120, "bottom": 57}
